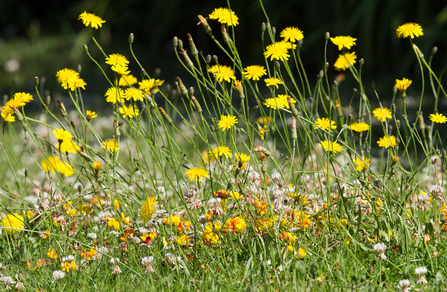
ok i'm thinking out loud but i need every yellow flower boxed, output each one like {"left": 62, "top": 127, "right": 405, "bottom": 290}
{"left": 56, "top": 68, "right": 86, "bottom": 91}
{"left": 243, "top": 65, "right": 267, "bottom": 81}
{"left": 139, "top": 78, "right": 164, "bottom": 95}
{"left": 318, "top": 140, "right": 344, "bottom": 153}
{"left": 258, "top": 125, "right": 269, "bottom": 140}
{"left": 177, "top": 234, "right": 190, "bottom": 246}
{"left": 1, "top": 213, "right": 24, "bottom": 234}
{"left": 105, "top": 87, "right": 124, "bottom": 104}
{"left": 209, "top": 7, "right": 239, "bottom": 26}
{"left": 395, "top": 78, "right": 412, "bottom": 92}
{"left": 185, "top": 167, "right": 210, "bottom": 182}
{"left": 264, "top": 41, "right": 290, "bottom": 61}
{"left": 41, "top": 156, "right": 74, "bottom": 177}
{"left": 263, "top": 94, "right": 296, "bottom": 110}
{"left": 314, "top": 118, "right": 337, "bottom": 131}
{"left": 13, "top": 92, "right": 33, "bottom": 103}
{"left": 78, "top": 12, "right": 105, "bottom": 29}
{"left": 330, "top": 36, "right": 357, "bottom": 50}
{"left": 218, "top": 114, "right": 238, "bottom": 131}
{"left": 372, "top": 107, "right": 392, "bottom": 122}
{"left": 294, "top": 247, "right": 306, "bottom": 259}
{"left": 348, "top": 122, "right": 369, "bottom": 132}
{"left": 120, "top": 212, "right": 130, "bottom": 226}
{"left": 231, "top": 191, "right": 243, "bottom": 201}
{"left": 61, "top": 261, "right": 76, "bottom": 272}
{"left": 119, "top": 74, "right": 138, "bottom": 86}
{"left": 1, "top": 111, "right": 15, "bottom": 123}
{"left": 264, "top": 77, "right": 283, "bottom": 89}
{"left": 119, "top": 104, "right": 140, "bottom": 118}
{"left": 107, "top": 218, "right": 119, "bottom": 230}
{"left": 334, "top": 52, "right": 357, "bottom": 71}
{"left": 396, "top": 23, "right": 423, "bottom": 39}
{"left": 47, "top": 247, "right": 58, "bottom": 259}
{"left": 111, "top": 64, "right": 130, "bottom": 75}
{"left": 140, "top": 197, "right": 158, "bottom": 222}
{"left": 86, "top": 110, "right": 97, "bottom": 121}
{"left": 92, "top": 161, "right": 102, "bottom": 172}
{"left": 105, "top": 54, "right": 129, "bottom": 66}
{"left": 429, "top": 113, "right": 447, "bottom": 124}
{"left": 377, "top": 135, "right": 397, "bottom": 148}
{"left": 163, "top": 214, "right": 181, "bottom": 226}
{"left": 101, "top": 139, "right": 120, "bottom": 152}
{"left": 280, "top": 27, "right": 304, "bottom": 43}
{"left": 353, "top": 156, "right": 370, "bottom": 171}
{"left": 208, "top": 65, "right": 236, "bottom": 83}
{"left": 225, "top": 217, "right": 247, "bottom": 233}
{"left": 209, "top": 146, "right": 232, "bottom": 159}
{"left": 59, "top": 140, "right": 80, "bottom": 154}
{"left": 53, "top": 129, "right": 73, "bottom": 142}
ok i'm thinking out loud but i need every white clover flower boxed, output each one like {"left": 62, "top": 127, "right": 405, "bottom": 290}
{"left": 373, "top": 242, "right": 387, "bottom": 259}
{"left": 61, "top": 255, "right": 75, "bottom": 262}
{"left": 415, "top": 266, "right": 427, "bottom": 284}
{"left": 397, "top": 279, "right": 411, "bottom": 292}
{"left": 52, "top": 270, "right": 65, "bottom": 281}
{"left": 87, "top": 232, "right": 97, "bottom": 239}
{"left": 109, "top": 258, "right": 120, "bottom": 266}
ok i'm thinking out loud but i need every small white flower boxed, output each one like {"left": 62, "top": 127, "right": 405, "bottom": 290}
{"left": 87, "top": 232, "right": 97, "bottom": 239}
{"left": 0, "top": 276, "right": 15, "bottom": 285}
{"left": 109, "top": 258, "right": 120, "bottom": 266}
{"left": 112, "top": 266, "right": 122, "bottom": 274}
{"left": 373, "top": 242, "right": 387, "bottom": 259}
{"left": 397, "top": 279, "right": 411, "bottom": 292}
{"left": 52, "top": 270, "right": 65, "bottom": 281}
{"left": 61, "top": 255, "right": 75, "bottom": 262}
{"left": 415, "top": 266, "right": 427, "bottom": 284}
{"left": 141, "top": 256, "right": 154, "bottom": 266}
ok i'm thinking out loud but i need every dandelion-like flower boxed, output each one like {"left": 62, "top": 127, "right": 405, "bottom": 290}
{"left": 319, "top": 140, "right": 344, "bottom": 153}
{"left": 124, "top": 87, "right": 144, "bottom": 102}
{"left": 111, "top": 64, "right": 130, "bottom": 75}
{"left": 397, "top": 279, "right": 411, "bottom": 292}
{"left": 396, "top": 23, "right": 423, "bottom": 39}
{"left": 53, "top": 129, "right": 73, "bottom": 142}
{"left": 119, "top": 74, "right": 138, "bottom": 86}
{"left": 78, "top": 12, "right": 105, "bottom": 29}
{"left": 41, "top": 156, "right": 74, "bottom": 177}
{"left": 105, "top": 54, "right": 129, "bottom": 66}
{"left": 140, "top": 197, "right": 158, "bottom": 222}
{"left": 243, "top": 65, "right": 267, "bottom": 81}
{"left": 314, "top": 118, "right": 337, "bottom": 131}
{"left": 105, "top": 87, "right": 124, "bottom": 104}
{"left": 13, "top": 92, "right": 33, "bottom": 103}
{"left": 372, "top": 107, "right": 392, "bottom": 122}
{"left": 209, "top": 7, "right": 239, "bottom": 26}
{"left": 330, "top": 36, "right": 357, "bottom": 50}
{"left": 264, "top": 77, "right": 283, "bottom": 89}
{"left": 119, "top": 104, "right": 140, "bottom": 118}
{"left": 218, "top": 115, "right": 238, "bottom": 131}
{"left": 334, "top": 52, "right": 357, "bottom": 71}
{"left": 185, "top": 167, "right": 209, "bottom": 182}
{"left": 429, "top": 113, "right": 447, "bottom": 124}
{"left": 263, "top": 94, "right": 296, "bottom": 109}
{"left": 208, "top": 65, "right": 236, "bottom": 83}
{"left": 377, "top": 135, "right": 397, "bottom": 148}
{"left": 0, "top": 213, "right": 24, "bottom": 234}
{"left": 139, "top": 79, "right": 165, "bottom": 95}
{"left": 209, "top": 146, "right": 232, "bottom": 159}
{"left": 264, "top": 41, "right": 290, "bottom": 61}
{"left": 280, "top": 27, "right": 304, "bottom": 43}
{"left": 348, "top": 122, "right": 369, "bottom": 132}
{"left": 86, "top": 110, "right": 97, "bottom": 121}
{"left": 353, "top": 156, "right": 370, "bottom": 171}
{"left": 258, "top": 125, "right": 269, "bottom": 140}
{"left": 101, "top": 139, "right": 120, "bottom": 152}
{"left": 395, "top": 78, "right": 412, "bottom": 92}
{"left": 56, "top": 68, "right": 87, "bottom": 91}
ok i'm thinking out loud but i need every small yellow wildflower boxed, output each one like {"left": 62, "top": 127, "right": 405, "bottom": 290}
{"left": 318, "top": 140, "right": 344, "bottom": 153}
{"left": 208, "top": 65, "right": 236, "bottom": 83}
{"left": 140, "top": 197, "right": 158, "bottom": 222}
{"left": 56, "top": 68, "right": 86, "bottom": 91}
{"left": 218, "top": 114, "right": 238, "bottom": 131}
{"left": 0, "top": 213, "right": 24, "bottom": 234}
{"left": 119, "top": 104, "right": 140, "bottom": 118}
{"left": 139, "top": 78, "right": 164, "bottom": 95}
{"left": 177, "top": 234, "right": 190, "bottom": 246}
{"left": 330, "top": 36, "right": 357, "bottom": 50}
{"left": 78, "top": 12, "right": 105, "bottom": 29}
{"left": 264, "top": 77, "right": 283, "bottom": 89}
{"left": 119, "top": 74, "right": 138, "bottom": 86}
{"left": 314, "top": 118, "right": 337, "bottom": 131}
{"left": 334, "top": 52, "right": 357, "bottom": 71}
{"left": 105, "top": 54, "right": 129, "bottom": 66}
{"left": 353, "top": 156, "right": 370, "bottom": 171}
{"left": 13, "top": 92, "right": 33, "bottom": 103}
{"left": 395, "top": 78, "right": 412, "bottom": 92}
{"left": 396, "top": 23, "right": 423, "bottom": 39}
{"left": 280, "top": 27, "right": 304, "bottom": 43}
{"left": 101, "top": 139, "right": 120, "bottom": 152}
{"left": 86, "top": 110, "right": 97, "bottom": 121}
{"left": 185, "top": 167, "right": 210, "bottom": 182}
{"left": 209, "top": 7, "right": 239, "bottom": 26}
{"left": 377, "top": 135, "right": 397, "bottom": 148}
{"left": 264, "top": 41, "right": 290, "bottom": 61}
{"left": 349, "top": 122, "right": 369, "bottom": 132}
{"left": 372, "top": 107, "right": 392, "bottom": 122}
{"left": 47, "top": 248, "right": 58, "bottom": 259}
{"left": 209, "top": 146, "right": 232, "bottom": 159}
{"left": 430, "top": 113, "right": 447, "bottom": 124}
{"left": 105, "top": 87, "right": 124, "bottom": 104}
{"left": 243, "top": 65, "right": 267, "bottom": 81}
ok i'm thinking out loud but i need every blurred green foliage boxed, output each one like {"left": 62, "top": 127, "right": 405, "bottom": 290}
{"left": 1, "top": 0, "right": 447, "bottom": 106}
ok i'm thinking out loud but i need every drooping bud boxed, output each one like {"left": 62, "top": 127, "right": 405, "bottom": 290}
{"left": 57, "top": 100, "right": 68, "bottom": 117}
{"left": 197, "top": 15, "right": 212, "bottom": 35}
{"left": 179, "top": 49, "right": 194, "bottom": 69}
{"left": 191, "top": 96, "right": 202, "bottom": 114}
{"left": 175, "top": 77, "right": 188, "bottom": 96}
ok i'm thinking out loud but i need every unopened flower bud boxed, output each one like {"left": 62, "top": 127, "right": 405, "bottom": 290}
{"left": 187, "top": 33, "right": 198, "bottom": 57}
{"left": 297, "top": 39, "right": 303, "bottom": 49}
{"left": 180, "top": 49, "right": 194, "bottom": 69}
{"left": 418, "top": 112, "right": 425, "bottom": 130}
{"left": 173, "top": 36, "right": 178, "bottom": 48}
{"left": 213, "top": 55, "right": 218, "bottom": 63}
{"left": 191, "top": 96, "right": 202, "bottom": 114}
{"left": 261, "top": 22, "right": 266, "bottom": 32}
{"left": 77, "top": 64, "right": 82, "bottom": 73}
{"left": 206, "top": 55, "right": 212, "bottom": 64}
{"left": 57, "top": 100, "right": 68, "bottom": 117}
{"left": 250, "top": 105, "right": 259, "bottom": 115}
{"left": 413, "top": 44, "right": 424, "bottom": 59}
{"left": 275, "top": 61, "right": 280, "bottom": 71}
{"left": 141, "top": 69, "right": 147, "bottom": 79}
{"left": 128, "top": 33, "right": 134, "bottom": 44}
{"left": 197, "top": 15, "right": 212, "bottom": 35}
{"left": 46, "top": 95, "right": 51, "bottom": 106}
{"left": 359, "top": 58, "right": 364, "bottom": 66}
{"left": 292, "top": 119, "right": 297, "bottom": 140}
{"left": 78, "top": 149, "right": 94, "bottom": 162}
{"left": 325, "top": 32, "right": 330, "bottom": 40}
{"left": 432, "top": 46, "right": 438, "bottom": 55}
{"left": 288, "top": 97, "right": 300, "bottom": 119}
{"left": 34, "top": 76, "right": 39, "bottom": 87}
{"left": 221, "top": 25, "right": 230, "bottom": 43}
{"left": 83, "top": 44, "right": 88, "bottom": 53}
{"left": 158, "top": 107, "right": 173, "bottom": 126}
{"left": 271, "top": 27, "right": 276, "bottom": 36}
{"left": 392, "top": 103, "right": 396, "bottom": 115}
{"left": 178, "top": 39, "right": 183, "bottom": 50}
{"left": 188, "top": 87, "right": 194, "bottom": 99}
{"left": 175, "top": 77, "right": 188, "bottom": 96}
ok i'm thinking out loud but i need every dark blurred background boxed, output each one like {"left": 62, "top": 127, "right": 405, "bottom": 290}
{"left": 1, "top": 0, "right": 447, "bottom": 109}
